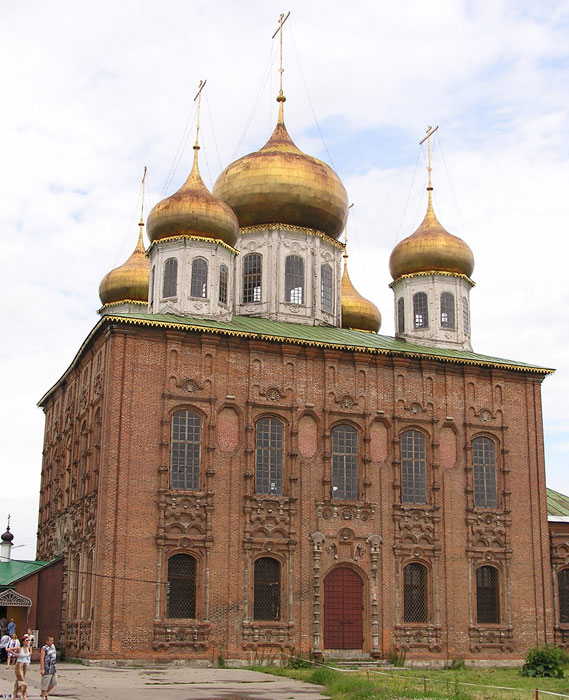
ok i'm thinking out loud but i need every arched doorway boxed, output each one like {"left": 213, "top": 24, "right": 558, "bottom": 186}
{"left": 323, "top": 566, "right": 363, "bottom": 649}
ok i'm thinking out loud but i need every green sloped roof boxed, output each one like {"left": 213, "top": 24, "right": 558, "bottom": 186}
{"left": 0, "top": 560, "right": 49, "bottom": 587}
{"left": 547, "top": 488, "right": 569, "bottom": 517}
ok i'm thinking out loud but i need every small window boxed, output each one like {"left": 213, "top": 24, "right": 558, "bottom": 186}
{"left": 321, "top": 264, "right": 333, "bottom": 313}
{"left": 219, "top": 264, "right": 228, "bottom": 305}
{"left": 463, "top": 297, "right": 469, "bottom": 334}
{"left": 167, "top": 553, "right": 196, "bottom": 618}
{"left": 440, "top": 292, "right": 455, "bottom": 328}
{"left": 398, "top": 297, "right": 405, "bottom": 333}
{"left": 285, "top": 255, "right": 304, "bottom": 304}
{"left": 254, "top": 557, "right": 280, "bottom": 620}
{"left": 243, "top": 254, "right": 262, "bottom": 303}
{"left": 190, "top": 258, "right": 208, "bottom": 298}
{"left": 255, "top": 417, "right": 283, "bottom": 495}
{"left": 331, "top": 424, "right": 358, "bottom": 500}
{"left": 413, "top": 292, "right": 428, "bottom": 329}
{"left": 163, "top": 258, "right": 178, "bottom": 298}
{"left": 476, "top": 565, "right": 499, "bottom": 624}
{"left": 403, "top": 562, "right": 428, "bottom": 623}
{"left": 171, "top": 410, "right": 201, "bottom": 490}
{"left": 559, "top": 569, "right": 569, "bottom": 623}
{"left": 401, "top": 430, "right": 427, "bottom": 504}
{"left": 472, "top": 437, "right": 497, "bottom": 508}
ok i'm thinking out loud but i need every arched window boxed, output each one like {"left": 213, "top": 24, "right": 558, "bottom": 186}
{"left": 413, "top": 292, "right": 428, "bottom": 329}
{"left": 218, "top": 264, "right": 228, "bottom": 305}
{"left": 440, "top": 292, "right": 455, "bottom": 328}
{"left": 171, "top": 410, "right": 201, "bottom": 490}
{"left": 254, "top": 557, "right": 280, "bottom": 620}
{"left": 167, "top": 553, "right": 196, "bottom": 618}
{"left": 559, "top": 569, "right": 569, "bottom": 623}
{"left": 398, "top": 297, "right": 405, "bottom": 333}
{"left": 163, "top": 258, "right": 178, "bottom": 298}
{"left": 472, "top": 436, "right": 497, "bottom": 508}
{"left": 331, "top": 424, "right": 358, "bottom": 500}
{"left": 190, "top": 258, "right": 208, "bottom": 298}
{"left": 321, "top": 264, "right": 333, "bottom": 313}
{"left": 150, "top": 265, "right": 155, "bottom": 306}
{"left": 463, "top": 297, "right": 469, "bottom": 334}
{"left": 285, "top": 255, "right": 304, "bottom": 304}
{"left": 476, "top": 565, "right": 499, "bottom": 623}
{"left": 403, "top": 562, "right": 428, "bottom": 623}
{"left": 243, "top": 253, "right": 262, "bottom": 303}
{"left": 255, "top": 417, "right": 283, "bottom": 495}
{"left": 401, "top": 430, "right": 427, "bottom": 504}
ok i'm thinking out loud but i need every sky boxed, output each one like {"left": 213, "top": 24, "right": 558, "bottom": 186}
{"left": 1, "top": 0, "right": 569, "bottom": 560}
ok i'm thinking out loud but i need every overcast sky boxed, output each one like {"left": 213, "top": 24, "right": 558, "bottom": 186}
{"left": 2, "top": 1, "right": 569, "bottom": 560}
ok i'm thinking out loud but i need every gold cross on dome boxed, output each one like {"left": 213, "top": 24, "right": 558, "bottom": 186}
{"left": 193, "top": 79, "right": 207, "bottom": 149}
{"left": 419, "top": 125, "right": 439, "bottom": 190}
{"left": 272, "top": 12, "right": 290, "bottom": 99}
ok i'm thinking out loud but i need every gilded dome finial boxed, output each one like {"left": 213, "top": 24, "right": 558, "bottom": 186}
{"left": 272, "top": 12, "right": 290, "bottom": 124}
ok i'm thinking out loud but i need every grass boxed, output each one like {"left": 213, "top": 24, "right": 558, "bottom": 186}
{"left": 252, "top": 663, "right": 569, "bottom": 700}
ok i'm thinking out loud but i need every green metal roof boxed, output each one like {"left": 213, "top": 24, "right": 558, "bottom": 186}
{"left": 0, "top": 560, "right": 49, "bottom": 587}
{"left": 547, "top": 488, "right": 569, "bottom": 517}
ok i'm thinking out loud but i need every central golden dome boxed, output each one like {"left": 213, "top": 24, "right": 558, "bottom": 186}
{"left": 341, "top": 259, "right": 381, "bottom": 333}
{"left": 147, "top": 146, "right": 239, "bottom": 247}
{"left": 213, "top": 103, "right": 348, "bottom": 239}
{"left": 389, "top": 192, "right": 474, "bottom": 280}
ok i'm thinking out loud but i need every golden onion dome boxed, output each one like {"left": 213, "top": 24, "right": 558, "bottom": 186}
{"left": 99, "top": 225, "right": 149, "bottom": 305}
{"left": 147, "top": 145, "right": 239, "bottom": 247}
{"left": 389, "top": 191, "right": 474, "bottom": 280}
{"left": 341, "top": 258, "right": 381, "bottom": 333}
{"left": 213, "top": 101, "right": 349, "bottom": 240}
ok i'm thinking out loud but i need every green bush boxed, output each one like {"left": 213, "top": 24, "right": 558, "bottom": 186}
{"left": 521, "top": 644, "right": 565, "bottom": 678}
{"left": 386, "top": 645, "right": 406, "bottom": 667}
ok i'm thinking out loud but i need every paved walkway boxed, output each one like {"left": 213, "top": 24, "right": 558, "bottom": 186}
{"left": 0, "top": 663, "right": 330, "bottom": 699}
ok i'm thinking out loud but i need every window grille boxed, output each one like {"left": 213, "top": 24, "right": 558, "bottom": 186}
{"left": 472, "top": 437, "right": 497, "bottom": 508}
{"left": 171, "top": 410, "right": 201, "bottom": 490}
{"left": 285, "top": 255, "right": 304, "bottom": 304}
{"left": 190, "top": 258, "right": 208, "bottom": 298}
{"left": 255, "top": 417, "right": 283, "bottom": 495}
{"left": 413, "top": 292, "right": 428, "bottom": 329}
{"left": 254, "top": 557, "right": 280, "bottom": 620}
{"left": 331, "top": 424, "right": 358, "bottom": 500}
{"left": 476, "top": 565, "right": 499, "bottom": 623}
{"left": 243, "top": 254, "right": 262, "bottom": 303}
{"left": 163, "top": 258, "right": 178, "bottom": 298}
{"left": 219, "top": 264, "right": 228, "bottom": 305}
{"left": 321, "top": 264, "right": 333, "bottom": 313}
{"left": 167, "top": 554, "right": 196, "bottom": 618}
{"left": 398, "top": 297, "right": 405, "bottom": 333}
{"left": 440, "top": 292, "right": 455, "bottom": 328}
{"left": 403, "top": 563, "right": 428, "bottom": 623}
{"left": 463, "top": 297, "right": 469, "bottom": 334}
{"left": 401, "top": 430, "right": 427, "bottom": 504}
{"left": 559, "top": 569, "right": 569, "bottom": 623}
{"left": 150, "top": 266, "right": 155, "bottom": 306}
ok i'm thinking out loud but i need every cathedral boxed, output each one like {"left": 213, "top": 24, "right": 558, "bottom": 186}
{"left": 34, "top": 62, "right": 561, "bottom": 663}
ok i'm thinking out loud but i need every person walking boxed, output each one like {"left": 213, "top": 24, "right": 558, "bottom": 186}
{"left": 39, "top": 636, "right": 57, "bottom": 699}
{"left": 0, "top": 631, "right": 9, "bottom": 663}
{"left": 6, "top": 633, "right": 19, "bottom": 668}
{"left": 7, "top": 633, "right": 31, "bottom": 698}
{"left": 7, "top": 619, "right": 15, "bottom": 636}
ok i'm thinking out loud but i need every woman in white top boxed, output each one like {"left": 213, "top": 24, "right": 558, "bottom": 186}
{"left": 6, "top": 633, "right": 19, "bottom": 668}
{"left": 8, "top": 633, "right": 31, "bottom": 696}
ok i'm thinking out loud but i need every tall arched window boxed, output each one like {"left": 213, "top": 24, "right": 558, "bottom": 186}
{"left": 463, "top": 297, "right": 469, "bottom": 334}
{"left": 559, "top": 569, "right": 569, "bottom": 623}
{"left": 285, "top": 255, "right": 304, "bottom": 304}
{"left": 413, "top": 292, "right": 428, "bottom": 329}
{"left": 163, "top": 258, "right": 178, "bottom": 298}
{"left": 440, "top": 292, "right": 455, "bottom": 328}
{"left": 80, "top": 421, "right": 89, "bottom": 497}
{"left": 472, "top": 436, "right": 497, "bottom": 508}
{"left": 171, "top": 410, "right": 201, "bottom": 490}
{"left": 403, "top": 562, "right": 428, "bottom": 623}
{"left": 254, "top": 557, "right": 280, "bottom": 620}
{"left": 255, "top": 417, "right": 283, "bottom": 495}
{"left": 331, "top": 424, "right": 358, "bottom": 500}
{"left": 190, "top": 258, "right": 208, "bottom": 298}
{"left": 243, "top": 253, "right": 262, "bottom": 303}
{"left": 218, "top": 264, "right": 228, "bottom": 305}
{"left": 398, "top": 297, "right": 405, "bottom": 333}
{"left": 167, "top": 553, "right": 196, "bottom": 618}
{"left": 321, "top": 264, "right": 333, "bottom": 313}
{"left": 401, "top": 430, "right": 427, "bottom": 504}
{"left": 150, "top": 265, "right": 155, "bottom": 306}
{"left": 476, "top": 565, "right": 499, "bottom": 623}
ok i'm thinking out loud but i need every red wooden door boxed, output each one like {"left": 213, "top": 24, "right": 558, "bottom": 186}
{"left": 323, "top": 567, "right": 363, "bottom": 649}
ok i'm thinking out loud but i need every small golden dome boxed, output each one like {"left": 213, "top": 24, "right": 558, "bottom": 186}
{"left": 213, "top": 103, "right": 349, "bottom": 240}
{"left": 147, "top": 146, "right": 239, "bottom": 247}
{"left": 389, "top": 192, "right": 474, "bottom": 280}
{"left": 341, "top": 259, "right": 381, "bottom": 333}
{"left": 99, "top": 225, "right": 149, "bottom": 305}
